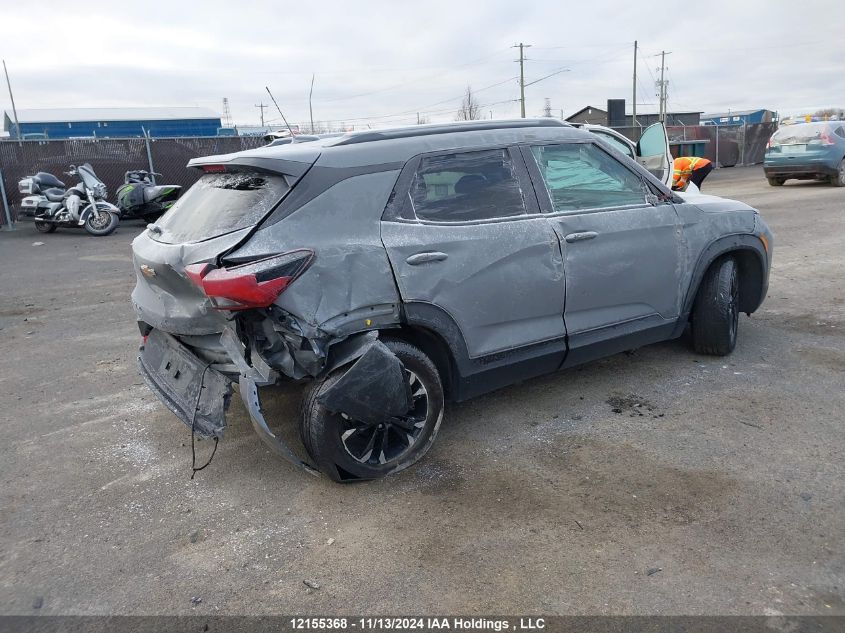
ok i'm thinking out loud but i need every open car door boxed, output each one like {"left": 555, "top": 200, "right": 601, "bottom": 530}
{"left": 636, "top": 122, "right": 673, "bottom": 187}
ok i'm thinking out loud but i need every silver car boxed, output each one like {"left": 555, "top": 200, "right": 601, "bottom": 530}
{"left": 132, "top": 119, "right": 773, "bottom": 482}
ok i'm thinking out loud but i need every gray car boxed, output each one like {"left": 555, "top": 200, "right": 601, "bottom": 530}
{"left": 132, "top": 119, "right": 773, "bottom": 482}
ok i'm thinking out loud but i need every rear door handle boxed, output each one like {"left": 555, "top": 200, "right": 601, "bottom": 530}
{"left": 406, "top": 251, "right": 448, "bottom": 265}
{"left": 564, "top": 231, "right": 598, "bottom": 243}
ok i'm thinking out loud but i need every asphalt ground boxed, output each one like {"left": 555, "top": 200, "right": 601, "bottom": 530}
{"left": 0, "top": 166, "right": 842, "bottom": 615}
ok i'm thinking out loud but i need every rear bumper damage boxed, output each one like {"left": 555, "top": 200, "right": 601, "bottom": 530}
{"left": 139, "top": 327, "right": 318, "bottom": 474}
{"left": 139, "top": 322, "right": 411, "bottom": 476}
{"left": 138, "top": 330, "right": 231, "bottom": 438}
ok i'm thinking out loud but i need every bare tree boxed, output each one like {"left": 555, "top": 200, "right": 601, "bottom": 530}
{"left": 455, "top": 85, "right": 482, "bottom": 121}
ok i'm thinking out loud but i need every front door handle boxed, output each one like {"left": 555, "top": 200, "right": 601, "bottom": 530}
{"left": 564, "top": 231, "right": 598, "bottom": 243}
{"left": 406, "top": 251, "right": 448, "bottom": 265}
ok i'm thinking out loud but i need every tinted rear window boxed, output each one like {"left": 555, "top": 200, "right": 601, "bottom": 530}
{"left": 770, "top": 123, "right": 830, "bottom": 146}
{"left": 153, "top": 171, "right": 290, "bottom": 243}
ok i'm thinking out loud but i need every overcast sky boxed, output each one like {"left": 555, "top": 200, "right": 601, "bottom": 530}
{"left": 2, "top": 0, "right": 843, "bottom": 130}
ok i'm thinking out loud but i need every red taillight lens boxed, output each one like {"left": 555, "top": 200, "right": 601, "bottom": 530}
{"left": 201, "top": 164, "right": 227, "bottom": 173}
{"left": 820, "top": 133, "right": 834, "bottom": 145}
{"left": 185, "top": 250, "right": 313, "bottom": 311}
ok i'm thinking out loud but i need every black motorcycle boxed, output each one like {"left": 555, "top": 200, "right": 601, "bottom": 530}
{"left": 116, "top": 170, "right": 182, "bottom": 222}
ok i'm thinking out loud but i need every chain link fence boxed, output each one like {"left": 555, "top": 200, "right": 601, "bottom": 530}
{"left": 0, "top": 136, "right": 267, "bottom": 225}
{"left": 612, "top": 123, "right": 777, "bottom": 168}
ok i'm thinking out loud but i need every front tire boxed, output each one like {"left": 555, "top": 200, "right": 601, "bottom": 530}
{"left": 299, "top": 339, "right": 445, "bottom": 482}
{"left": 34, "top": 220, "right": 57, "bottom": 233}
{"left": 691, "top": 256, "right": 740, "bottom": 356}
{"left": 767, "top": 177, "right": 785, "bottom": 186}
{"left": 84, "top": 210, "right": 119, "bottom": 236}
{"left": 831, "top": 159, "right": 845, "bottom": 187}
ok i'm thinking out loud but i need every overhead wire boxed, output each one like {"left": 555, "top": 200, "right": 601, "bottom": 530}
{"left": 265, "top": 75, "right": 518, "bottom": 125}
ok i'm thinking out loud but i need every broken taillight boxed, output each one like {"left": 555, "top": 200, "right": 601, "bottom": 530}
{"left": 185, "top": 250, "right": 313, "bottom": 311}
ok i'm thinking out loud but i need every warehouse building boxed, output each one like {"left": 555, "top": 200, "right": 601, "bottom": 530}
{"left": 2, "top": 106, "right": 222, "bottom": 139}
{"left": 566, "top": 103, "right": 702, "bottom": 127}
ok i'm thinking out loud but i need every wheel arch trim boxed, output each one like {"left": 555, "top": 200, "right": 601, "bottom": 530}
{"left": 680, "top": 233, "right": 769, "bottom": 326}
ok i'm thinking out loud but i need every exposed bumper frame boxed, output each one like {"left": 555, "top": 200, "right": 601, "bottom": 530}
{"left": 139, "top": 328, "right": 320, "bottom": 476}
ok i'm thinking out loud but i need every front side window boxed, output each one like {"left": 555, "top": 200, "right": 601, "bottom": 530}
{"left": 409, "top": 148, "right": 527, "bottom": 222}
{"left": 530, "top": 143, "right": 647, "bottom": 213}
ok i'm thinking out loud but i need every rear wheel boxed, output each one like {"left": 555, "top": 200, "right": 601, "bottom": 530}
{"left": 691, "top": 256, "right": 739, "bottom": 356}
{"left": 831, "top": 159, "right": 845, "bottom": 187}
{"left": 299, "top": 339, "right": 444, "bottom": 482}
{"left": 84, "top": 209, "right": 119, "bottom": 236}
{"left": 767, "top": 177, "right": 785, "bottom": 186}
{"left": 34, "top": 220, "right": 57, "bottom": 233}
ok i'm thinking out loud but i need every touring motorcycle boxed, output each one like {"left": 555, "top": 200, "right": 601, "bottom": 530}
{"left": 18, "top": 164, "right": 120, "bottom": 236}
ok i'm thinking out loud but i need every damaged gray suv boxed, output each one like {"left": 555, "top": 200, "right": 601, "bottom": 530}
{"left": 132, "top": 119, "right": 772, "bottom": 482}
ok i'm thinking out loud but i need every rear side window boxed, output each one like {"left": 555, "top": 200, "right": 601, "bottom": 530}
{"left": 530, "top": 143, "right": 647, "bottom": 213}
{"left": 154, "top": 171, "right": 290, "bottom": 243}
{"left": 408, "top": 149, "right": 527, "bottom": 222}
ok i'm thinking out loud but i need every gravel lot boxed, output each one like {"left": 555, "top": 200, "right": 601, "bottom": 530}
{"left": 1, "top": 166, "right": 843, "bottom": 615}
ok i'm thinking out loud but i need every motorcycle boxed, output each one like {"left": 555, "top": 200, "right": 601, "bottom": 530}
{"left": 116, "top": 170, "right": 182, "bottom": 222}
{"left": 18, "top": 164, "right": 120, "bottom": 236}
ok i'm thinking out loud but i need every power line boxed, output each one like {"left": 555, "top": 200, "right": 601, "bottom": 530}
{"left": 266, "top": 76, "right": 518, "bottom": 126}
{"left": 282, "top": 97, "right": 520, "bottom": 128}
{"left": 298, "top": 48, "right": 515, "bottom": 104}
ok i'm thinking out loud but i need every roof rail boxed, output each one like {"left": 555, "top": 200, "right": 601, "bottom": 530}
{"left": 332, "top": 119, "right": 569, "bottom": 146}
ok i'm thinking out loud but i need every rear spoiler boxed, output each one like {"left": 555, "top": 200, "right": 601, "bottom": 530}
{"left": 188, "top": 145, "right": 321, "bottom": 179}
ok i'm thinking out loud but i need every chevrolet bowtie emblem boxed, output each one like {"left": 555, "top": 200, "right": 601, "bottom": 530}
{"left": 140, "top": 264, "right": 157, "bottom": 278}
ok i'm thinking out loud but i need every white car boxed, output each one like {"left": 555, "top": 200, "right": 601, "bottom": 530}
{"left": 570, "top": 122, "right": 673, "bottom": 187}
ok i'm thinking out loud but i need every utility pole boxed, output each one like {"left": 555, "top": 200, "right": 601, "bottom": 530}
{"left": 3, "top": 60, "right": 21, "bottom": 143}
{"left": 632, "top": 41, "right": 637, "bottom": 137}
{"left": 308, "top": 73, "right": 315, "bottom": 134}
{"left": 513, "top": 42, "right": 531, "bottom": 118}
{"left": 656, "top": 51, "right": 671, "bottom": 123}
{"left": 254, "top": 102, "right": 267, "bottom": 127}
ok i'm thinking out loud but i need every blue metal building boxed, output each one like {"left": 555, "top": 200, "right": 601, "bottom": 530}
{"left": 2, "top": 107, "right": 222, "bottom": 139}
{"left": 701, "top": 109, "right": 777, "bottom": 126}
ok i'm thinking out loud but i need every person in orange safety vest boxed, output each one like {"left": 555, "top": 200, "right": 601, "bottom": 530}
{"left": 672, "top": 156, "right": 714, "bottom": 191}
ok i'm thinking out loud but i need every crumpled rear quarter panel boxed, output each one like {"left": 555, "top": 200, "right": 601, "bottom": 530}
{"left": 227, "top": 170, "right": 403, "bottom": 334}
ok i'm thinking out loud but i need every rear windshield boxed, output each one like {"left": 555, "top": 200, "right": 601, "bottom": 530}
{"left": 769, "top": 123, "right": 830, "bottom": 146}
{"left": 153, "top": 171, "right": 290, "bottom": 243}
